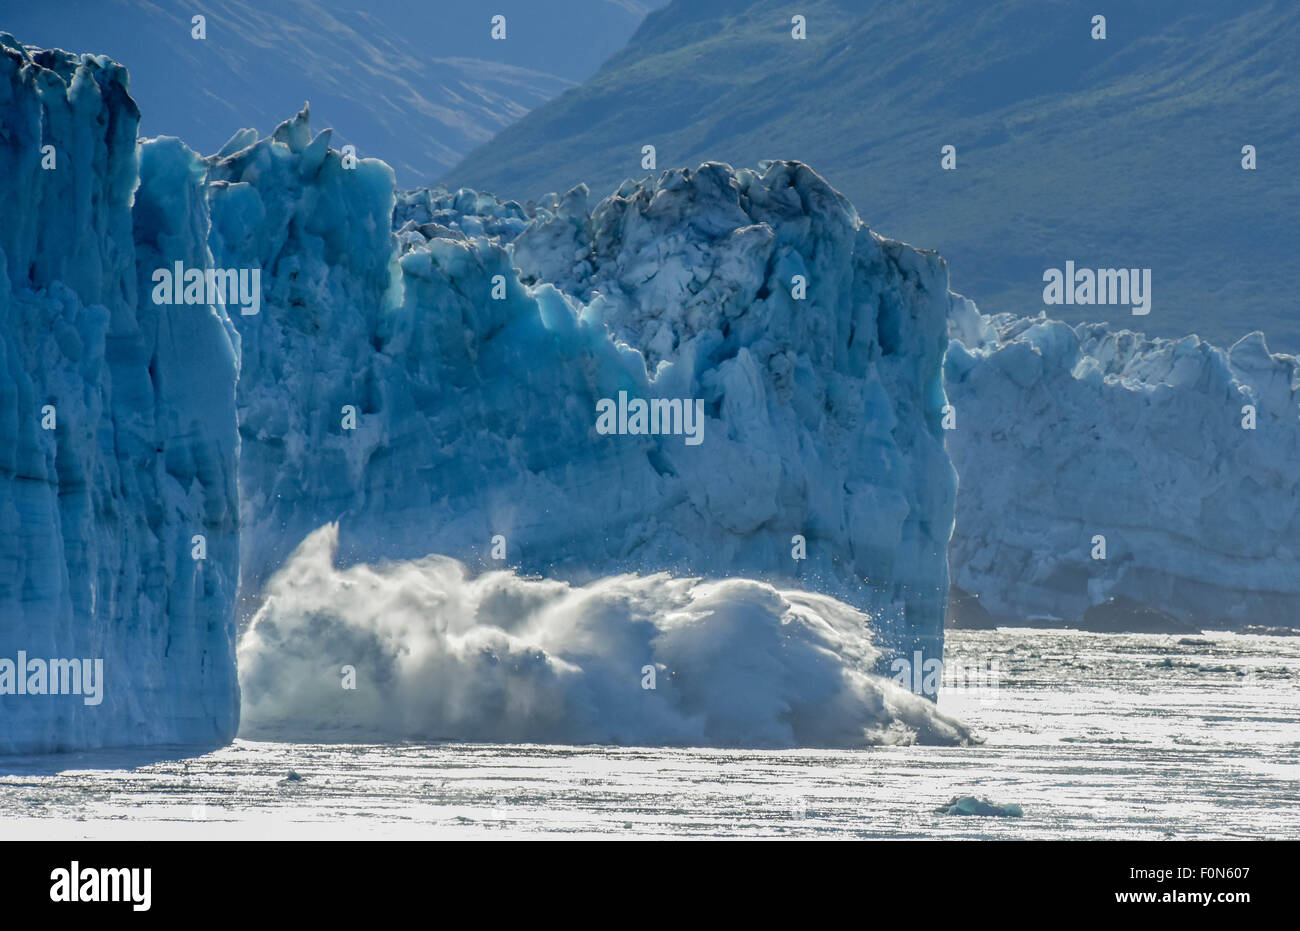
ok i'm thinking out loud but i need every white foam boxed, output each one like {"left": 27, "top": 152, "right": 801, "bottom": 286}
{"left": 238, "top": 525, "right": 970, "bottom": 748}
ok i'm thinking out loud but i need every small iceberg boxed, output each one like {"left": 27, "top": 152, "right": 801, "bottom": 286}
{"left": 933, "top": 795, "right": 1023, "bottom": 817}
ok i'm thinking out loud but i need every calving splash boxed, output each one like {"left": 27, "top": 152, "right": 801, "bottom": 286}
{"left": 237, "top": 525, "right": 971, "bottom": 748}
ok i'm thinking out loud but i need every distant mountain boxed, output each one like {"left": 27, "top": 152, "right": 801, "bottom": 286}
{"left": 2, "top": 0, "right": 666, "bottom": 185}
{"left": 443, "top": 0, "right": 1300, "bottom": 352}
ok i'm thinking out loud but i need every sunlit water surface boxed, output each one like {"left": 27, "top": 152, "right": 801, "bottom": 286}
{"left": 2, "top": 629, "right": 1297, "bottom": 839}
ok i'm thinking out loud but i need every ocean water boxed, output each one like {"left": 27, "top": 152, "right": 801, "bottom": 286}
{"left": 2, "top": 629, "right": 1297, "bottom": 839}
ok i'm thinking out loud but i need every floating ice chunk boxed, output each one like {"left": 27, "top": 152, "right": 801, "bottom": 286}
{"left": 934, "top": 796, "right": 1024, "bottom": 817}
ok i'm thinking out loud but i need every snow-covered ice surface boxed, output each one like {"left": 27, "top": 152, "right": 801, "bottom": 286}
{"left": 0, "top": 40, "right": 240, "bottom": 752}
{"left": 946, "top": 297, "right": 1300, "bottom": 627}
{"left": 222, "top": 107, "right": 956, "bottom": 670}
{"left": 3, "top": 630, "right": 1297, "bottom": 839}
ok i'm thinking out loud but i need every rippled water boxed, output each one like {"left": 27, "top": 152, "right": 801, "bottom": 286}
{"left": 2, "top": 629, "right": 1297, "bottom": 839}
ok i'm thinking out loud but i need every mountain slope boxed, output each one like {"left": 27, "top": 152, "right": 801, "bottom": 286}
{"left": 2, "top": 0, "right": 665, "bottom": 185}
{"left": 443, "top": 0, "right": 1300, "bottom": 352}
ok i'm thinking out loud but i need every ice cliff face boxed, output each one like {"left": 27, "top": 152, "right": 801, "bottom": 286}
{"left": 946, "top": 297, "right": 1300, "bottom": 626}
{"left": 203, "top": 107, "right": 403, "bottom": 611}
{"left": 511, "top": 163, "right": 959, "bottom": 659}
{"left": 0, "top": 38, "right": 240, "bottom": 752}
{"left": 1, "top": 45, "right": 958, "bottom": 748}
{"left": 222, "top": 111, "right": 957, "bottom": 680}
{"left": 231, "top": 138, "right": 962, "bottom": 744}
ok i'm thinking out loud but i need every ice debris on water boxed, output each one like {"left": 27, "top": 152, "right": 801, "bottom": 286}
{"left": 933, "top": 795, "right": 1023, "bottom": 818}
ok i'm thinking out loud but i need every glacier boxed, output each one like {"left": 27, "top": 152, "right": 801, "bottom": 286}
{"left": 11, "top": 32, "right": 1292, "bottom": 754}
{"left": 224, "top": 112, "right": 961, "bottom": 745}
{"left": 1, "top": 38, "right": 963, "bottom": 750}
{"left": 0, "top": 39, "right": 240, "bottom": 752}
{"left": 220, "top": 107, "right": 958, "bottom": 679}
{"left": 946, "top": 296, "right": 1300, "bottom": 628}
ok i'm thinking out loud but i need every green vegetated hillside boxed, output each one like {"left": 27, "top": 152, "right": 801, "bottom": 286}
{"left": 444, "top": 0, "right": 1300, "bottom": 352}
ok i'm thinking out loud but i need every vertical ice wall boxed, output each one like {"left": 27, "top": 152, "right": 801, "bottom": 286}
{"left": 216, "top": 107, "right": 956, "bottom": 672}
{"left": 946, "top": 297, "right": 1300, "bottom": 626}
{"left": 0, "top": 38, "right": 240, "bottom": 752}
{"left": 505, "top": 162, "right": 959, "bottom": 661}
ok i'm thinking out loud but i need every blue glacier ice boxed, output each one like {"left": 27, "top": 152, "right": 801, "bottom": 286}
{"left": 946, "top": 296, "right": 1300, "bottom": 627}
{"left": 0, "top": 39, "right": 240, "bottom": 752}
{"left": 220, "top": 110, "right": 956, "bottom": 648}
{"left": 213, "top": 109, "right": 962, "bottom": 744}
{"left": 1, "top": 41, "right": 962, "bottom": 750}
